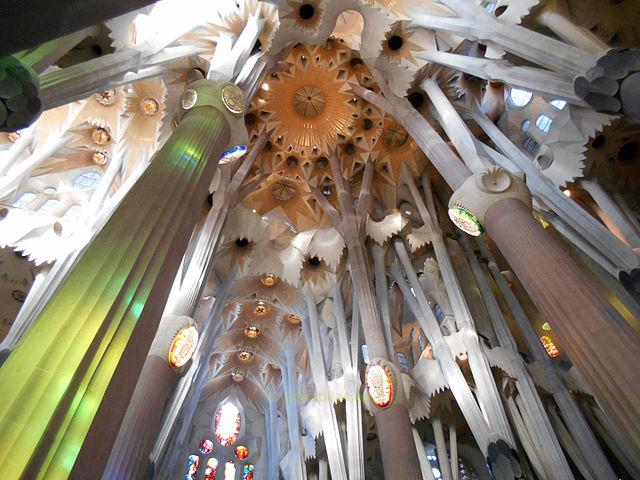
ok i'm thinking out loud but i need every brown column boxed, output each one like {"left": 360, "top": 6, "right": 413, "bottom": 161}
{"left": 309, "top": 154, "right": 422, "bottom": 478}
{"left": 374, "top": 405, "right": 423, "bottom": 477}
{"left": 102, "top": 355, "right": 175, "bottom": 480}
{"left": 485, "top": 197, "right": 640, "bottom": 452}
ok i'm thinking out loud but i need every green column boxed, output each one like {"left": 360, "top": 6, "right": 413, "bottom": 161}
{"left": 0, "top": 80, "right": 238, "bottom": 479}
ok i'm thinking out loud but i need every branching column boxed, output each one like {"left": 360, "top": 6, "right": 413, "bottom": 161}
{"left": 449, "top": 167, "right": 640, "bottom": 458}
{"left": 282, "top": 341, "right": 307, "bottom": 480}
{"left": 536, "top": 10, "right": 608, "bottom": 54}
{"left": 580, "top": 179, "right": 640, "bottom": 250}
{"left": 392, "top": 238, "right": 523, "bottom": 479}
{"left": 331, "top": 280, "right": 365, "bottom": 480}
{"left": 302, "top": 293, "right": 348, "bottom": 480}
{"left": 308, "top": 152, "right": 422, "bottom": 478}
{"left": 405, "top": 172, "right": 515, "bottom": 447}
{"left": 0, "top": 80, "right": 239, "bottom": 479}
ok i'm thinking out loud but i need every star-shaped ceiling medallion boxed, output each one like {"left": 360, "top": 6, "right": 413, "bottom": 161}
{"left": 248, "top": 43, "right": 368, "bottom": 158}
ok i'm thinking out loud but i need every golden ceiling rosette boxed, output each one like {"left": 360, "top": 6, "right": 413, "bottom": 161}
{"left": 251, "top": 44, "right": 359, "bottom": 156}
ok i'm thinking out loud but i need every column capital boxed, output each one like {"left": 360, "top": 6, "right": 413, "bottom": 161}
{"left": 448, "top": 167, "right": 531, "bottom": 236}
{"left": 174, "top": 80, "right": 248, "bottom": 155}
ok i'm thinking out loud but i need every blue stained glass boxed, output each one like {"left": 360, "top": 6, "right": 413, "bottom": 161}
{"left": 220, "top": 144, "right": 248, "bottom": 164}
{"left": 184, "top": 454, "right": 199, "bottom": 480}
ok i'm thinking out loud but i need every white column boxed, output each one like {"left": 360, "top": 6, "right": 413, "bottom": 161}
{"left": 537, "top": 10, "right": 609, "bottom": 55}
{"left": 580, "top": 179, "right": 640, "bottom": 250}
{"left": 433, "top": 416, "right": 453, "bottom": 480}
{"left": 302, "top": 293, "right": 348, "bottom": 480}
{"left": 449, "top": 424, "right": 459, "bottom": 480}
{"left": 331, "top": 281, "right": 365, "bottom": 480}
{"left": 283, "top": 345, "right": 307, "bottom": 480}
{"left": 411, "top": 0, "right": 595, "bottom": 77}
{"left": 407, "top": 173, "right": 514, "bottom": 445}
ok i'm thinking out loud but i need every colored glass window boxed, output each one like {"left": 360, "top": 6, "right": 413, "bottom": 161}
{"left": 215, "top": 402, "right": 241, "bottom": 446}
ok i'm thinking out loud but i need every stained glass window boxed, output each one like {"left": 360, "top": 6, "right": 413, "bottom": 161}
{"left": 540, "top": 335, "right": 560, "bottom": 358}
{"left": 224, "top": 461, "right": 236, "bottom": 480}
{"left": 509, "top": 88, "right": 532, "bottom": 107}
{"left": 13, "top": 192, "right": 36, "bottom": 207}
{"left": 361, "top": 344, "right": 370, "bottom": 364}
{"left": 184, "top": 454, "right": 199, "bottom": 480}
{"left": 396, "top": 352, "right": 410, "bottom": 372}
{"left": 434, "top": 303, "right": 444, "bottom": 322}
{"left": 204, "top": 458, "right": 218, "bottom": 480}
{"left": 243, "top": 464, "right": 255, "bottom": 480}
{"left": 521, "top": 119, "right": 530, "bottom": 132}
{"left": 535, "top": 114, "right": 553, "bottom": 133}
{"left": 215, "top": 402, "right": 241, "bottom": 446}
{"left": 418, "top": 334, "right": 426, "bottom": 352}
{"left": 73, "top": 171, "right": 102, "bottom": 191}
{"left": 199, "top": 438, "right": 214, "bottom": 454}
{"left": 235, "top": 445, "right": 249, "bottom": 460}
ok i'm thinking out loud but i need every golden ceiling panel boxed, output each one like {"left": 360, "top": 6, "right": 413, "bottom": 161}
{"left": 248, "top": 42, "right": 375, "bottom": 158}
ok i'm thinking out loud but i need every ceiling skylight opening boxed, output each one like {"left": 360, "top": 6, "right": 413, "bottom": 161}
{"left": 509, "top": 88, "right": 533, "bottom": 107}
{"left": 536, "top": 114, "right": 553, "bottom": 133}
{"left": 550, "top": 99, "right": 567, "bottom": 110}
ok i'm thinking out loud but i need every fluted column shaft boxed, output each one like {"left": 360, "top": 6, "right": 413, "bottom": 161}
{"left": 476, "top": 238, "right": 620, "bottom": 479}
{"left": 374, "top": 403, "right": 423, "bottom": 478}
{"left": 102, "top": 355, "right": 175, "bottom": 479}
{"left": 0, "top": 86, "right": 230, "bottom": 479}
{"left": 485, "top": 197, "right": 640, "bottom": 454}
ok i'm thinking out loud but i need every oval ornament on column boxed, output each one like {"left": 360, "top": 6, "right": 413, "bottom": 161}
{"left": 448, "top": 205, "right": 484, "bottom": 236}
{"left": 222, "top": 84, "right": 246, "bottom": 115}
{"left": 366, "top": 363, "right": 394, "bottom": 408}
{"left": 168, "top": 325, "right": 199, "bottom": 368}
{"left": 181, "top": 88, "right": 198, "bottom": 110}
